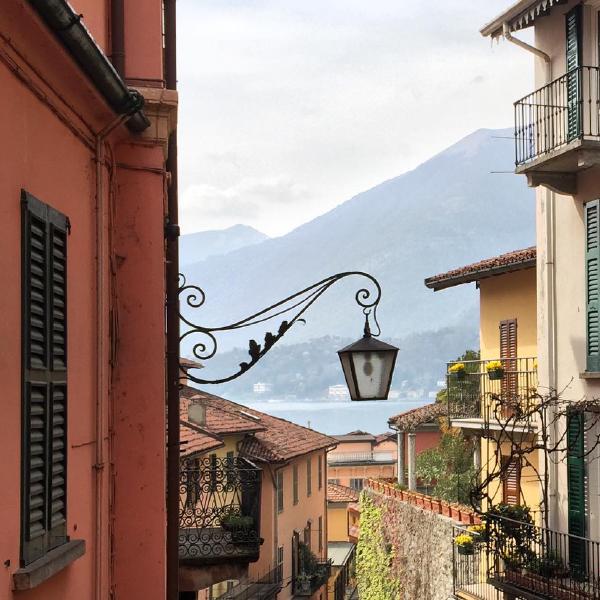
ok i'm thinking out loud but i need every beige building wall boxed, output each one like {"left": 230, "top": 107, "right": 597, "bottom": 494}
{"left": 527, "top": 0, "right": 600, "bottom": 538}
{"left": 327, "top": 504, "right": 350, "bottom": 543}
{"left": 479, "top": 268, "right": 537, "bottom": 360}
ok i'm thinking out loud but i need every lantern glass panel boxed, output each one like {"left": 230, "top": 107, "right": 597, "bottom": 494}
{"left": 354, "top": 350, "right": 394, "bottom": 400}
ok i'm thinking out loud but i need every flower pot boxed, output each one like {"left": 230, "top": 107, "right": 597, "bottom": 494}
{"left": 457, "top": 545, "right": 474, "bottom": 556}
{"left": 441, "top": 503, "right": 451, "bottom": 517}
{"left": 488, "top": 368, "right": 504, "bottom": 381}
{"left": 451, "top": 370, "right": 466, "bottom": 381}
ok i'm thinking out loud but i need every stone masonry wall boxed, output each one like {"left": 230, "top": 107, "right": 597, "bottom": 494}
{"left": 361, "top": 487, "right": 458, "bottom": 600}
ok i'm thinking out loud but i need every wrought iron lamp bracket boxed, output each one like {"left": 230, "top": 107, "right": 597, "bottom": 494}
{"left": 178, "top": 271, "right": 382, "bottom": 385}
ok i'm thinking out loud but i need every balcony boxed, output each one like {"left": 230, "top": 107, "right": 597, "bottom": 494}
{"left": 327, "top": 451, "right": 395, "bottom": 465}
{"left": 211, "top": 566, "right": 282, "bottom": 600}
{"left": 292, "top": 537, "right": 331, "bottom": 597}
{"left": 446, "top": 357, "right": 537, "bottom": 432}
{"left": 486, "top": 514, "right": 600, "bottom": 600}
{"left": 179, "top": 456, "right": 262, "bottom": 567}
{"left": 514, "top": 66, "right": 600, "bottom": 194}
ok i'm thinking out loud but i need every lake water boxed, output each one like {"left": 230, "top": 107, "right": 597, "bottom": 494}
{"left": 240, "top": 398, "right": 428, "bottom": 435}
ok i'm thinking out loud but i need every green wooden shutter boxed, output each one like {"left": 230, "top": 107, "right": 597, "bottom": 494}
{"left": 566, "top": 5, "right": 582, "bottom": 141}
{"left": 586, "top": 201, "right": 600, "bottom": 371}
{"left": 21, "top": 191, "right": 68, "bottom": 565}
{"left": 567, "top": 411, "right": 587, "bottom": 577}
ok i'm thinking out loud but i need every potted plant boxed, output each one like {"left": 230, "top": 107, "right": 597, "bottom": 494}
{"left": 448, "top": 362, "right": 466, "bottom": 381}
{"left": 454, "top": 533, "right": 475, "bottom": 556}
{"left": 295, "top": 573, "right": 312, "bottom": 596}
{"left": 486, "top": 360, "right": 505, "bottom": 380}
{"left": 221, "top": 512, "right": 255, "bottom": 543}
{"left": 467, "top": 523, "right": 488, "bottom": 544}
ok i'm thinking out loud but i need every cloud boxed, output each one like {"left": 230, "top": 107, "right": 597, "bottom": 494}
{"left": 180, "top": 177, "right": 312, "bottom": 235}
{"left": 177, "top": 0, "right": 533, "bottom": 236}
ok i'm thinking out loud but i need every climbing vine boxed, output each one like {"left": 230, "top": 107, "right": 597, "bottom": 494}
{"left": 356, "top": 493, "right": 402, "bottom": 599}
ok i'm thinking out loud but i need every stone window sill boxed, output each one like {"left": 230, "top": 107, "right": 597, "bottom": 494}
{"left": 12, "top": 539, "right": 85, "bottom": 591}
{"left": 580, "top": 372, "right": 600, "bottom": 379}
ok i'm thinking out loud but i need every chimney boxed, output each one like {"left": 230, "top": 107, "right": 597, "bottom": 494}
{"left": 187, "top": 395, "right": 206, "bottom": 427}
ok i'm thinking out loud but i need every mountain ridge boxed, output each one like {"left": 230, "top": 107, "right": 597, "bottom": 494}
{"left": 180, "top": 127, "right": 534, "bottom": 378}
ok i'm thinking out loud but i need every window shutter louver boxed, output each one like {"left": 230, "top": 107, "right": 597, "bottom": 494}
{"left": 502, "top": 457, "right": 521, "bottom": 506}
{"left": 500, "top": 319, "right": 518, "bottom": 413}
{"left": 566, "top": 5, "right": 582, "bottom": 140}
{"left": 21, "top": 191, "right": 68, "bottom": 565}
{"left": 567, "top": 411, "right": 587, "bottom": 575}
{"left": 586, "top": 201, "right": 600, "bottom": 371}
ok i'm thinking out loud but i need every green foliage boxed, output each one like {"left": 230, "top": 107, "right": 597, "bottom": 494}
{"left": 436, "top": 349, "right": 480, "bottom": 404}
{"left": 416, "top": 429, "right": 475, "bottom": 504}
{"left": 356, "top": 494, "right": 401, "bottom": 599}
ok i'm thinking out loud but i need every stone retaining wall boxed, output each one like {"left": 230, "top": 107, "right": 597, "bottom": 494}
{"left": 360, "top": 483, "right": 472, "bottom": 600}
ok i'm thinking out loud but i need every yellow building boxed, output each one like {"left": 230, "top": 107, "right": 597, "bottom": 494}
{"left": 425, "top": 247, "right": 540, "bottom": 515}
{"left": 179, "top": 387, "right": 336, "bottom": 600}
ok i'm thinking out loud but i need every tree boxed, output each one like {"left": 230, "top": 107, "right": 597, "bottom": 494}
{"left": 416, "top": 426, "right": 475, "bottom": 504}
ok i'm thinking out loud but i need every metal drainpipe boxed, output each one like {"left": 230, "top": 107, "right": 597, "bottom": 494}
{"left": 502, "top": 19, "right": 558, "bottom": 524}
{"left": 164, "top": 1, "right": 180, "bottom": 599}
{"left": 110, "top": 0, "right": 125, "bottom": 77}
{"left": 94, "top": 112, "right": 129, "bottom": 600}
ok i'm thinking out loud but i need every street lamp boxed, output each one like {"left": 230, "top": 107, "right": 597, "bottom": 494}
{"left": 179, "top": 271, "right": 398, "bottom": 400}
{"left": 338, "top": 319, "right": 398, "bottom": 401}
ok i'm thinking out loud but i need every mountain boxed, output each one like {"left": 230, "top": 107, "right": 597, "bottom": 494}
{"left": 180, "top": 128, "right": 535, "bottom": 385}
{"left": 179, "top": 224, "right": 268, "bottom": 265}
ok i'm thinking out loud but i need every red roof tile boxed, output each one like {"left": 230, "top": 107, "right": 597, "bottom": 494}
{"left": 327, "top": 482, "right": 359, "bottom": 503}
{"left": 425, "top": 247, "right": 536, "bottom": 291}
{"left": 180, "top": 386, "right": 337, "bottom": 463}
{"left": 388, "top": 402, "right": 444, "bottom": 431}
{"left": 180, "top": 388, "right": 266, "bottom": 435}
{"left": 180, "top": 420, "right": 224, "bottom": 456}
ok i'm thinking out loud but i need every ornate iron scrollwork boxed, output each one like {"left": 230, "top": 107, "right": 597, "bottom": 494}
{"left": 179, "top": 271, "right": 382, "bottom": 385}
{"left": 179, "top": 456, "right": 262, "bottom": 563}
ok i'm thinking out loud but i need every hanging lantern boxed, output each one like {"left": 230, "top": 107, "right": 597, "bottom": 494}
{"left": 338, "top": 322, "right": 398, "bottom": 401}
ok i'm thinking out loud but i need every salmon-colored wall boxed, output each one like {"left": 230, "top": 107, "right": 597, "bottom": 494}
{"left": 0, "top": 2, "right": 168, "bottom": 599}
{"left": 270, "top": 451, "right": 328, "bottom": 600}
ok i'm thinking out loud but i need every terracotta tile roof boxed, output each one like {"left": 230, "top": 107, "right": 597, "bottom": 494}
{"left": 425, "top": 247, "right": 536, "bottom": 291}
{"left": 374, "top": 432, "right": 396, "bottom": 445}
{"left": 327, "top": 482, "right": 359, "bottom": 503}
{"left": 180, "top": 420, "right": 224, "bottom": 456}
{"left": 388, "top": 402, "right": 445, "bottom": 432}
{"left": 180, "top": 386, "right": 337, "bottom": 463}
{"left": 180, "top": 388, "right": 266, "bottom": 435}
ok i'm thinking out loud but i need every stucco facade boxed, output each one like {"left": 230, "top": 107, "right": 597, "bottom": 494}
{"left": 0, "top": 2, "right": 173, "bottom": 599}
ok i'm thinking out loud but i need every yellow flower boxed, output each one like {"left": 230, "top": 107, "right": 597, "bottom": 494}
{"left": 454, "top": 534, "right": 474, "bottom": 547}
{"left": 467, "top": 524, "right": 486, "bottom": 536}
{"left": 486, "top": 360, "right": 503, "bottom": 371}
{"left": 448, "top": 363, "right": 466, "bottom": 374}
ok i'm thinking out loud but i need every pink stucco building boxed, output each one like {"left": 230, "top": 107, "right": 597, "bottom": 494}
{"left": 0, "top": 2, "right": 177, "bottom": 599}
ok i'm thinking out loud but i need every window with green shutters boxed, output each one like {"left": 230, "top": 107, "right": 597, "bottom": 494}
{"left": 566, "top": 5, "right": 582, "bottom": 141}
{"left": 586, "top": 200, "right": 600, "bottom": 371}
{"left": 21, "top": 191, "right": 69, "bottom": 566}
{"left": 567, "top": 411, "right": 587, "bottom": 576}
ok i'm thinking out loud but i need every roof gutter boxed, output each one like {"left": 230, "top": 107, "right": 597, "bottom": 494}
{"left": 27, "top": 0, "right": 150, "bottom": 133}
{"left": 502, "top": 22, "right": 552, "bottom": 82}
{"left": 425, "top": 259, "right": 537, "bottom": 291}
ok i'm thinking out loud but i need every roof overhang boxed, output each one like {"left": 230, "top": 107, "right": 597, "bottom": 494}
{"left": 480, "top": 0, "right": 567, "bottom": 39}
{"left": 425, "top": 259, "right": 536, "bottom": 291}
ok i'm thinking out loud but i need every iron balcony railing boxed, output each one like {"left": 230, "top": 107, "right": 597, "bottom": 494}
{"left": 327, "top": 451, "right": 395, "bottom": 465}
{"left": 515, "top": 66, "right": 600, "bottom": 166}
{"left": 212, "top": 566, "right": 282, "bottom": 600}
{"left": 292, "top": 533, "right": 331, "bottom": 597}
{"left": 179, "top": 456, "right": 262, "bottom": 565}
{"left": 446, "top": 357, "right": 537, "bottom": 425}
{"left": 452, "top": 525, "right": 501, "bottom": 600}
{"left": 487, "top": 514, "right": 600, "bottom": 600}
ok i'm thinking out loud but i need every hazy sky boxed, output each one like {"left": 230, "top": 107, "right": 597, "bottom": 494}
{"left": 177, "top": 0, "right": 533, "bottom": 237}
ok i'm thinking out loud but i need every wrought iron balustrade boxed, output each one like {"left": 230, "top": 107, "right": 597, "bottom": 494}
{"left": 515, "top": 66, "right": 600, "bottom": 166}
{"left": 487, "top": 514, "right": 600, "bottom": 600}
{"left": 327, "top": 451, "right": 395, "bottom": 465}
{"left": 212, "top": 565, "right": 282, "bottom": 600}
{"left": 452, "top": 525, "right": 501, "bottom": 600}
{"left": 179, "top": 456, "right": 261, "bottom": 565}
{"left": 292, "top": 534, "right": 331, "bottom": 597}
{"left": 446, "top": 357, "right": 537, "bottom": 426}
